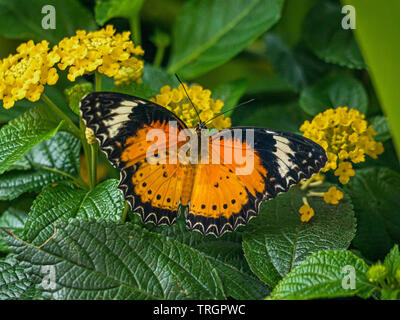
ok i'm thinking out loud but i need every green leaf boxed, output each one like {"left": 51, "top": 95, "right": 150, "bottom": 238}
{"left": 265, "top": 33, "right": 330, "bottom": 91}
{"left": 147, "top": 217, "right": 268, "bottom": 300}
{"left": 142, "top": 64, "right": 177, "bottom": 95}
{"left": 0, "top": 132, "right": 80, "bottom": 201}
{"left": 23, "top": 180, "right": 124, "bottom": 246}
{"left": 3, "top": 220, "right": 225, "bottom": 299}
{"left": 0, "top": 105, "right": 63, "bottom": 175}
{"left": 0, "top": 256, "right": 31, "bottom": 300}
{"left": 0, "top": 207, "right": 27, "bottom": 252}
{"left": 65, "top": 82, "right": 93, "bottom": 116}
{"left": 95, "top": 0, "right": 144, "bottom": 25}
{"left": 384, "top": 245, "right": 400, "bottom": 279}
{"left": 370, "top": 115, "right": 391, "bottom": 142}
{"left": 270, "top": 250, "right": 376, "bottom": 300}
{"left": 0, "top": 0, "right": 96, "bottom": 44}
{"left": 299, "top": 74, "right": 368, "bottom": 116}
{"left": 344, "top": 167, "right": 400, "bottom": 261}
{"left": 303, "top": 1, "right": 366, "bottom": 69}
{"left": 212, "top": 78, "right": 248, "bottom": 117}
{"left": 232, "top": 101, "right": 308, "bottom": 133}
{"left": 243, "top": 184, "right": 356, "bottom": 287}
{"left": 168, "top": 0, "right": 284, "bottom": 78}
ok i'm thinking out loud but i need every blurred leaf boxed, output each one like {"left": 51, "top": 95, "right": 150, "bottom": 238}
{"left": 3, "top": 220, "right": 225, "bottom": 299}
{"left": 212, "top": 79, "right": 248, "bottom": 117}
{"left": 0, "top": 0, "right": 96, "bottom": 44}
{"left": 95, "top": 0, "right": 144, "bottom": 25}
{"left": 0, "top": 132, "right": 80, "bottom": 201}
{"left": 0, "top": 105, "right": 63, "bottom": 175}
{"left": 345, "top": 167, "right": 400, "bottom": 261}
{"left": 342, "top": 0, "right": 400, "bottom": 160}
{"left": 148, "top": 217, "right": 268, "bottom": 300}
{"left": 23, "top": 180, "right": 124, "bottom": 246}
{"left": 232, "top": 101, "right": 308, "bottom": 133}
{"left": 265, "top": 33, "right": 330, "bottom": 91}
{"left": 168, "top": 0, "right": 284, "bottom": 78}
{"left": 270, "top": 250, "right": 375, "bottom": 299}
{"left": 370, "top": 115, "right": 391, "bottom": 142}
{"left": 243, "top": 184, "right": 355, "bottom": 287}
{"left": 299, "top": 73, "right": 368, "bottom": 116}
{"left": 0, "top": 207, "right": 27, "bottom": 252}
{"left": 303, "top": 1, "right": 365, "bottom": 69}
{"left": 0, "top": 256, "right": 32, "bottom": 300}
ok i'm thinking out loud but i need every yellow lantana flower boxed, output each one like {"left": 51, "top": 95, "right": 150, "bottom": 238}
{"left": 0, "top": 40, "right": 60, "bottom": 109}
{"left": 300, "top": 107, "right": 384, "bottom": 184}
{"left": 54, "top": 25, "right": 144, "bottom": 83}
{"left": 151, "top": 83, "right": 231, "bottom": 130}
{"left": 299, "top": 204, "right": 314, "bottom": 222}
{"left": 334, "top": 161, "right": 355, "bottom": 184}
{"left": 323, "top": 186, "right": 344, "bottom": 205}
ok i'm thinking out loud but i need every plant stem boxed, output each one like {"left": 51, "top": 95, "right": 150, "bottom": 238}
{"left": 130, "top": 14, "right": 141, "bottom": 45}
{"left": 121, "top": 201, "right": 129, "bottom": 223}
{"left": 95, "top": 71, "right": 102, "bottom": 92}
{"left": 41, "top": 93, "right": 80, "bottom": 137}
{"left": 80, "top": 118, "right": 92, "bottom": 188}
{"left": 89, "top": 142, "right": 98, "bottom": 190}
{"left": 153, "top": 45, "right": 166, "bottom": 68}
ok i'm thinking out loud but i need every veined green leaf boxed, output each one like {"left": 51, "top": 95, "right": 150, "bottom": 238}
{"left": 303, "top": 1, "right": 365, "bottom": 69}
{"left": 270, "top": 250, "right": 376, "bottom": 300}
{"left": 0, "top": 256, "right": 31, "bottom": 300}
{"left": 243, "top": 184, "right": 356, "bottom": 287}
{"left": 0, "top": 105, "right": 63, "bottom": 175}
{"left": 148, "top": 217, "right": 268, "bottom": 300}
{"left": 2, "top": 220, "right": 225, "bottom": 300}
{"left": 0, "top": 207, "right": 27, "bottom": 252}
{"left": 0, "top": 0, "right": 96, "bottom": 44}
{"left": 299, "top": 73, "right": 368, "bottom": 116}
{"left": 344, "top": 167, "right": 400, "bottom": 261}
{"left": 0, "top": 132, "right": 80, "bottom": 201}
{"left": 23, "top": 180, "right": 124, "bottom": 246}
{"left": 168, "top": 0, "right": 284, "bottom": 78}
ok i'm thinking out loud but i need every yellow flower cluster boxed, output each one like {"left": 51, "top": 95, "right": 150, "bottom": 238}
{"left": 300, "top": 107, "right": 384, "bottom": 184}
{"left": 0, "top": 40, "right": 60, "bottom": 109}
{"left": 54, "top": 25, "right": 144, "bottom": 83}
{"left": 151, "top": 84, "right": 231, "bottom": 130}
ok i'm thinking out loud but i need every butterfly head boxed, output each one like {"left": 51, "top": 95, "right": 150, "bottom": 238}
{"left": 195, "top": 121, "right": 207, "bottom": 134}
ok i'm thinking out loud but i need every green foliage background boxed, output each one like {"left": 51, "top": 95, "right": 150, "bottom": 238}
{"left": 0, "top": 0, "right": 399, "bottom": 300}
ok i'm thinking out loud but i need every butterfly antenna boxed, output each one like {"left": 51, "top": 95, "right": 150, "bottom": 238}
{"left": 204, "top": 99, "right": 255, "bottom": 125}
{"left": 175, "top": 74, "right": 202, "bottom": 123}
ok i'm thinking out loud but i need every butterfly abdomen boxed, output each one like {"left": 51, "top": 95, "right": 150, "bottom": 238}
{"left": 180, "top": 164, "right": 195, "bottom": 206}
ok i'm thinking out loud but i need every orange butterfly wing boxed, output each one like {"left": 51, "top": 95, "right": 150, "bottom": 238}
{"left": 185, "top": 128, "right": 327, "bottom": 236}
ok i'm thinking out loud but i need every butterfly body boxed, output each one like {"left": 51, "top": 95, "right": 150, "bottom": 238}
{"left": 80, "top": 92, "right": 327, "bottom": 237}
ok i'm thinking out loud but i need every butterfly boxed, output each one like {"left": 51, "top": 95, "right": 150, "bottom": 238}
{"left": 80, "top": 92, "right": 327, "bottom": 237}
